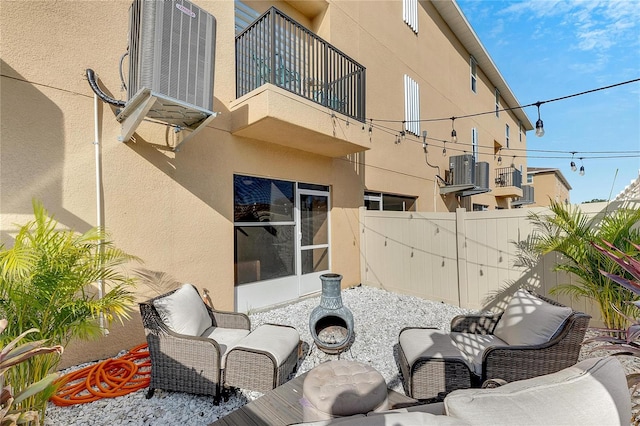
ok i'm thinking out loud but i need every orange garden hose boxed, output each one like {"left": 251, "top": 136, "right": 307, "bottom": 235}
{"left": 50, "top": 343, "right": 151, "bottom": 406}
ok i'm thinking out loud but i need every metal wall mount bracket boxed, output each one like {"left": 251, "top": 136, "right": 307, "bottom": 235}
{"left": 116, "top": 88, "right": 218, "bottom": 152}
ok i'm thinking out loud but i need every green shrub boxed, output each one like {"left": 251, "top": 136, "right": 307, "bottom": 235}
{"left": 527, "top": 201, "right": 640, "bottom": 330}
{"left": 588, "top": 240, "right": 640, "bottom": 423}
{"left": 0, "top": 200, "right": 138, "bottom": 417}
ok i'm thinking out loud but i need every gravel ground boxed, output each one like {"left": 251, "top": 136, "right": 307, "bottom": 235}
{"left": 44, "top": 285, "right": 639, "bottom": 425}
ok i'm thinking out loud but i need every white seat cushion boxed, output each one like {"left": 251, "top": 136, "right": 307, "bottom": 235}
{"left": 201, "top": 326, "right": 251, "bottom": 363}
{"left": 153, "top": 283, "right": 212, "bottom": 336}
{"left": 492, "top": 289, "right": 572, "bottom": 346}
{"left": 293, "top": 412, "right": 470, "bottom": 425}
{"left": 399, "top": 328, "right": 471, "bottom": 368}
{"left": 444, "top": 356, "right": 631, "bottom": 426}
{"left": 450, "top": 332, "right": 508, "bottom": 375}
{"left": 226, "top": 324, "right": 299, "bottom": 367}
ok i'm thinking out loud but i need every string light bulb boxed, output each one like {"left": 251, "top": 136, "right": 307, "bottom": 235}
{"left": 535, "top": 102, "right": 545, "bottom": 137}
{"left": 579, "top": 158, "right": 585, "bottom": 176}
{"left": 570, "top": 152, "right": 577, "bottom": 172}
{"left": 422, "top": 130, "right": 428, "bottom": 153}
{"left": 496, "top": 148, "right": 502, "bottom": 165}
{"left": 450, "top": 117, "right": 457, "bottom": 143}
{"left": 442, "top": 141, "right": 447, "bottom": 156}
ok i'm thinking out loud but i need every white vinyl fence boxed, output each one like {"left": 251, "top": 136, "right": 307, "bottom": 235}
{"left": 359, "top": 200, "right": 639, "bottom": 327}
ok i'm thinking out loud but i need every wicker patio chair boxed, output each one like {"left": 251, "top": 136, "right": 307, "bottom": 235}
{"left": 398, "top": 289, "right": 591, "bottom": 401}
{"left": 139, "top": 284, "right": 251, "bottom": 402}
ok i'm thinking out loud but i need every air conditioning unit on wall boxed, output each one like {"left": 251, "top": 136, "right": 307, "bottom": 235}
{"left": 128, "top": 0, "right": 216, "bottom": 112}
{"left": 450, "top": 154, "right": 476, "bottom": 185}
{"left": 475, "top": 162, "right": 489, "bottom": 189}
{"left": 117, "top": 0, "right": 217, "bottom": 150}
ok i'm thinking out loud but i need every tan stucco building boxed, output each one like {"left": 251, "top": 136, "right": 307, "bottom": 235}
{"left": 1, "top": 0, "right": 532, "bottom": 365}
{"left": 527, "top": 167, "right": 572, "bottom": 206}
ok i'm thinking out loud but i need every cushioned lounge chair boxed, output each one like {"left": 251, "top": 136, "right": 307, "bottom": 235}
{"left": 139, "top": 284, "right": 252, "bottom": 401}
{"left": 140, "top": 283, "right": 300, "bottom": 401}
{"left": 398, "top": 289, "right": 591, "bottom": 401}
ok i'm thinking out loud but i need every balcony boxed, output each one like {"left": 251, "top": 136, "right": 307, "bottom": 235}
{"left": 511, "top": 185, "right": 535, "bottom": 207}
{"left": 439, "top": 155, "right": 491, "bottom": 196}
{"left": 494, "top": 167, "right": 523, "bottom": 198}
{"left": 231, "top": 7, "right": 369, "bottom": 157}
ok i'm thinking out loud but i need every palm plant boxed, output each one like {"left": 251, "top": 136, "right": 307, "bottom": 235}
{"left": 0, "top": 200, "right": 138, "bottom": 417}
{"left": 527, "top": 201, "right": 640, "bottom": 330}
{"left": 1, "top": 319, "right": 63, "bottom": 426}
{"left": 588, "top": 240, "right": 640, "bottom": 355}
{"left": 588, "top": 240, "right": 640, "bottom": 424}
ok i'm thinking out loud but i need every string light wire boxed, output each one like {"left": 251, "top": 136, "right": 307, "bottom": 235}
{"left": 326, "top": 78, "right": 640, "bottom": 163}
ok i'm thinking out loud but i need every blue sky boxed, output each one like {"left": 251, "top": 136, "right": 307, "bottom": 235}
{"left": 455, "top": 0, "right": 640, "bottom": 203}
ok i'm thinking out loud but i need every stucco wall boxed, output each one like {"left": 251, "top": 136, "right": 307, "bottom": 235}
{"left": 2, "top": 0, "right": 532, "bottom": 367}
{"left": 531, "top": 172, "right": 571, "bottom": 206}
{"left": 1, "top": 0, "right": 363, "bottom": 367}
{"left": 324, "top": 1, "right": 527, "bottom": 212}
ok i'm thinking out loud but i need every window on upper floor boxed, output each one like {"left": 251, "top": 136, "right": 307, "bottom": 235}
{"left": 505, "top": 124, "right": 510, "bottom": 149}
{"left": 519, "top": 120, "right": 523, "bottom": 142}
{"left": 472, "top": 128, "right": 478, "bottom": 161}
{"left": 470, "top": 56, "right": 477, "bottom": 93}
{"left": 527, "top": 174, "right": 533, "bottom": 184}
{"left": 495, "top": 88, "right": 500, "bottom": 117}
{"left": 235, "top": 0, "right": 260, "bottom": 35}
{"left": 404, "top": 75, "right": 420, "bottom": 136}
{"left": 403, "top": 0, "right": 418, "bottom": 33}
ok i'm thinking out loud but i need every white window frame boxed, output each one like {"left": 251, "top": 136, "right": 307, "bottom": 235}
{"left": 404, "top": 75, "right": 420, "bottom": 136}
{"left": 519, "top": 120, "right": 523, "bottom": 142}
{"left": 403, "top": 0, "right": 418, "bottom": 33}
{"left": 505, "top": 124, "right": 510, "bottom": 149}
{"left": 471, "top": 128, "right": 478, "bottom": 161}
{"left": 364, "top": 192, "right": 382, "bottom": 210}
{"left": 495, "top": 88, "right": 500, "bottom": 117}
{"left": 470, "top": 56, "right": 477, "bottom": 93}
{"left": 365, "top": 191, "right": 416, "bottom": 212}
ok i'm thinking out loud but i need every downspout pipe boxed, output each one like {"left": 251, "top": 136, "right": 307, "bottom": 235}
{"left": 422, "top": 131, "right": 443, "bottom": 212}
{"left": 94, "top": 93, "right": 108, "bottom": 335}
{"left": 87, "top": 69, "right": 126, "bottom": 108}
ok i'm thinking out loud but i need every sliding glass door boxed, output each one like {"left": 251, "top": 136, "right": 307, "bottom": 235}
{"left": 234, "top": 175, "right": 330, "bottom": 311}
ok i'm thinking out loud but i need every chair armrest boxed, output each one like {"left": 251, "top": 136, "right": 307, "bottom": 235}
{"left": 209, "top": 307, "right": 251, "bottom": 330}
{"left": 481, "top": 312, "right": 591, "bottom": 382}
{"left": 450, "top": 312, "right": 502, "bottom": 334}
{"left": 151, "top": 331, "right": 223, "bottom": 366}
